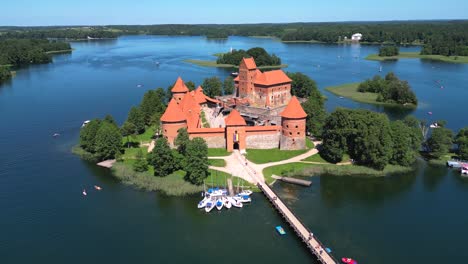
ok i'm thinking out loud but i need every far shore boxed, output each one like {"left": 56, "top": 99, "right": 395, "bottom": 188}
{"left": 325, "top": 82, "right": 416, "bottom": 108}
{"left": 365, "top": 52, "right": 468, "bottom": 64}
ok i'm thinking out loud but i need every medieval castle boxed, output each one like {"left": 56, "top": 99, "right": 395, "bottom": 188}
{"left": 160, "top": 57, "right": 307, "bottom": 152}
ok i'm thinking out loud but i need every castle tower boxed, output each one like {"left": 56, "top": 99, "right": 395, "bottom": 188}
{"left": 237, "top": 58, "right": 257, "bottom": 98}
{"left": 160, "top": 98, "right": 187, "bottom": 147}
{"left": 171, "top": 77, "right": 189, "bottom": 102}
{"left": 280, "top": 96, "right": 307, "bottom": 150}
{"left": 224, "top": 109, "right": 247, "bottom": 152}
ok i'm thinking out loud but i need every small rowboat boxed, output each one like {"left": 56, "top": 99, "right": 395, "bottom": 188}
{"left": 94, "top": 185, "right": 102, "bottom": 191}
{"left": 82, "top": 189, "right": 87, "bottom": 196}
{"left": 342, "top": 258, "right": 357, "bottom": 264}
{"left": 275, "top": 226, "right": 286, "bottom": 235}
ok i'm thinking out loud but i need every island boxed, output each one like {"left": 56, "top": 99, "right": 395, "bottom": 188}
{"left": 184, "top": 47, "right": 288, "bottom": 69}
{"left": 366, "top": 45, "right": 468, "bottom": 64}
{"left": 326, "top": 72, "right": 417, "bottom": 107}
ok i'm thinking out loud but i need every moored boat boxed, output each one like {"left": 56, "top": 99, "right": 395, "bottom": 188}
{"left": 81, "top": 120, "right": 91, "bottom": 127}
{"left": 341, "top": 258, "right": 357, "bottom": 264}
{"left": 461, "top": 165, "right": 468, "bottom": 176}
{"left": 228, "top": 197, "right": 243, "bottom": 208}
{"left": 205, "top": 201, "right": 215, "bottom": 213}
{"left": 216, "top": 199, "right": 223, "bottom": 210}
{"left": 222, "top": 196, "right": 232, "bottom": 209}
{"left": 275, "top": 226, "right": 286, "bottom": 235}
{"left": 198, "top": 197, "right": 209, "bottom": 209}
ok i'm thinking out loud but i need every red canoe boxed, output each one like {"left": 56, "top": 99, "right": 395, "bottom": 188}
{"left": 342, "top": 258, "right": 357, "bottom": 264}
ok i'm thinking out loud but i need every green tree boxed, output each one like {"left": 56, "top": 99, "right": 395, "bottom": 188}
{"left": 104, "top": 114, "right": 117, "bottom": 126}
{"left": 286, "top": 72, "right": 319, "bottom": 98}
{"left": 139, "top": 89, "right": 166, "bottom": 125}
{"left": 185, "top": 81, "right": 196, "bottom": 91}
{"left": 185, "top": 138, "right": 209, "bottom": 185}
{"left": 133, "top": 149, "right": 149, "bottom": 172}
{"left": 223, "top": 76, "right": 235, "bottom": 95}
{"left": 390, "top": 121, "right": 418, "bottom": 166}
{"left": 302, "top": 93, "right": 327, "bottom": 137}
{"left": 202, "top": 77, "right": 222, "bottom": 98}
{"left": 79, "top": 119, "right": 101, "bottom": 152}
{"left": 147, "top": 138, "right": 177, "bottom": 177}
{"left": 0, "top": 67, "right": 12, "bottom": 83}
{"left": 174, "top": 128, "right": 190, "bottom": 156}
{"left": 121, "top": 121, "right": 137, "bottom": 148}
{"left": 427, "top": 128, "right": 453, "bottom": 158}
{"left": 455, "top": 127, "right": 468, "bottom": 160}
{"left": 126, "top": 106, "right": 145, "bottom": 134}
{"left": 94, "top": 121, "right": 122, "bottom": 161}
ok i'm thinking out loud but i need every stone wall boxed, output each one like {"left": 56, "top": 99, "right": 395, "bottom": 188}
{"left": 246, "top": 132, "right": 280, "bottom": 149}
{"left": 203, "top": 136, "right": 226, "bottom": 148}
{"left": 280, "top": 135, "right": 306, "bottom": 150}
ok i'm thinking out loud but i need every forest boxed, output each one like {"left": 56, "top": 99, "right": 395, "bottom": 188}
{"left": 216, "top": 47, "right": 281, "bottom": 66}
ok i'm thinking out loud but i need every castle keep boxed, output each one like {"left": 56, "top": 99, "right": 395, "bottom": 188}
{"left": 160, "top": 57, "right": 308, "bottom": 152}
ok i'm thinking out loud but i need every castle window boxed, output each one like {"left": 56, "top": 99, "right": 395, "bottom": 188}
{"left": 289, "top": 132, "right": 292, "bottom": 135}
{"left": 286, "top": 125, "right": 289, "bottom": 128}
{"left": 295, "top": 125, "right": 298, "bottom": 128}
{"left": 297, "top": 132, "right": 300, "bottom": 135}
{"left": 164, "top": 129, "right": 167, "bottom": 132}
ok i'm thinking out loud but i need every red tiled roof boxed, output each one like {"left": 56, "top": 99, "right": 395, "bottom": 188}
{"left": 254, "top": 70, "right": 292, "bottom": 86}
{"left": 194, "top": 86, "right": 207, "bottom": 104}
{"left": 171, "top": 77, "right": 189, "bottom": 93}
{"left": 160, "top": 99, "right": 186, "bottom": 122}
{"left": 281, "top": 96, "right": 307, "bottom": 119}
{"left": 225, "top": 109, "right": 246, "bottom": 126}
{"left": 180, "top": 92, "right": 201, "bottom": 128}
{"left": 241, "top": 57, "right": 257, "bottom": 70}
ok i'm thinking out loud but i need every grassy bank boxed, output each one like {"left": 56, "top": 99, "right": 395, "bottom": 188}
{"left": 45, "top": 49, "right": 73, "bottom": 54}
{"left": 302, "top": 153, "right": 351, "bottom": 163}
{"left": 365, "top": 52, "right": 468, "bottom": 64}
{"left": 207, "top": 169, "right": 258, "bottom": 191}
{"left": 263, "top": 162, "right": 413, "bottom": 184}
{"left": 184, "top": 59, "right": 288, "bottom": 69}
{"left": 246, "top": 148, "right": 308, "bottom": 164}
{"left": 426, "top": 152, "right": 457, "bottom": 166}
{"left": 208, "top": 148, "right": 230, "bottom": 157}
{"left": 208, "top": 159, "right": 226, "bottom": 167}
{"left": 325, "top": 83, "right": 415, "bottom": 108}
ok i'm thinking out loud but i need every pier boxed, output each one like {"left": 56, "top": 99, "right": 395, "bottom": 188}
{"left": 271, "top": 175, "right": 312, "bottom": 186}
{"left": 227, "top": 150, "right": 337, "bottom": 264}
{"left": 96, "top": 159, "right": 116, "bottom": 168}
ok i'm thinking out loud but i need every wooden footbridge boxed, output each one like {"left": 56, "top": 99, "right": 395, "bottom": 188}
{"left": 230, "top": 151, "right": 337, "bottom": 264}
{"left": 257, "top": 181, "right": 337, "bottom": 264}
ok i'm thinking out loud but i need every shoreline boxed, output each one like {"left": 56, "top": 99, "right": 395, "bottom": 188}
{"left": 365, "top": 52, "right": 468, "bottom": 64}
{"left": 325, "top": 82, "right": 416, "bottom": 108}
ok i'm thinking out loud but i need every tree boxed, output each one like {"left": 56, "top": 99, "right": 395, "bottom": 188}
{"left": 133, "top": 149, "right": 148, "bottom": 172}
{"left": 79, "top": 119, "right": 101, "bottom": 152}
{"left": 202, "top": 77, "right": 222, "bottom": 98}
{"left": 427, "top": 128, "right": 453, "bottom": 158}
{"left": 379, "top": 46, "right": 399, "bottom": 56}
{"left": 126, "top": 106, "right": 145, "bottom": 134}
{"left": 185, "top": 81, "right": 196, "bottom": 91}
{"left": 390, "top": 121, "right": 418, "bottom": 166}
{"left": 174, "top": 128, "right": 190, "bottom": 156}
{"left": 185, "top": 138, "right": 209, "bottom": 185}
{"left": 121, "top": 121, "right": 137, "bottom": 148}
{"left": 139, "top": 89, "right": 166, "bottom": 125}
{"left": 223, "top": 76, "right": 235, "bottom": 95}
{"left": 0, "top": 67, "right": 12, "bottom": 83}
{"left": 302, "top": 93, "right": 327, "bottom": 138}
{"left": 104, "top": 114, "right": 117, "bottom": 126}
{"left": 455, "top": 127, "right": 468, "bottom": 160}
{"left": 147, "top": 138, "right": 177, "bottom": 177}
{"left": 286, "top": 72, "right": 319, "bottom": 98}
{"left": 94, "top": 121, "right": 122, "bottom": 161}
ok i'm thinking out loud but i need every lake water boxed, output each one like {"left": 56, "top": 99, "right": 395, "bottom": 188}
{"left": 1, "top": 35, "right": 467, "bottom": 264}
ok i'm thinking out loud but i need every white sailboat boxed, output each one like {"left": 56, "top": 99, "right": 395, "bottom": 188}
{"left": 216, "top": 198, "right": 224, "bottom": 210}
{"left": 198, "top": 197, "right": 209, "bottom": 209}
{"left": 229, "top": 196, "right": 243, "bottom": 208}
{"left": 222, "top": 196, "right": 232, "bottom": 209}
{"left": 205, "top": 200, "right": 215, "bottom": 213}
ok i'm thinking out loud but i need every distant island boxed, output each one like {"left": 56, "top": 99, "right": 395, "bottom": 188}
{"left": 366, "top": 46, "right": 468, "bottom": 64}
{"left": 185, "top": 47, "right": 288, "bottom": 69}
{"left": 326, "top": 72, "right": 417, "bottom": 107}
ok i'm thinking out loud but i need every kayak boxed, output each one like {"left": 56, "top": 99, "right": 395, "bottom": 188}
{"left": 341, "top": 258, "right": 357, "bottom": 264}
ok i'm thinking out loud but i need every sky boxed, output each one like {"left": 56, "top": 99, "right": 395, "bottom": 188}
{"left": 2, "top": 0, "right": 467, "bottom": 26}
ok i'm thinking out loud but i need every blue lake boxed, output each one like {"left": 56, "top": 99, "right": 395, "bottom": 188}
{"left": 0, "top": 35, "right": 467, "bottom": 264}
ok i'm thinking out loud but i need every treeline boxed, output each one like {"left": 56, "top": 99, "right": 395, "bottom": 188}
{"left": 358, "top": 72, "right": 417, "bottom": 106}
{"left": 216, "top": 47, "right": 281, "bottom": 66}
{"left": 379, "top": 46, "right": 399, "bottom": 56}
{"left": 0, "top": 39, "right": 71, "bottom": 84}
{"left": 321, "top": 109, "right": 423, "bottom": 170}
{"left": 0, "top": 28, "right": 120, "bottom": 40}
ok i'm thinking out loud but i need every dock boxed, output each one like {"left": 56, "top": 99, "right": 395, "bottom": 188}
{"left": 272, "top": 175, "right": 312, "bottom": 186}
{"left": 96, "top": 159, "right": 116, "bottom": 168}
{"left": 257, "top": 181, "right": 337, "bottom": 264}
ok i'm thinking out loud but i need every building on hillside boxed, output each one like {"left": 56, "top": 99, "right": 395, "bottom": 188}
{"left": 160, "top": 57, "right": 308, "bottom": 152}
{"left": 351, "top": 33, "right": 362, "bottom": 41}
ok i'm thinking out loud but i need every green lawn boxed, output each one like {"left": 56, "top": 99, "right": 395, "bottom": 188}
{"left": 208, "top": 148, "right": 230, "bottom": 157}
{"left": 302, "top": 153, "right": 350, "bottom": 163}
{"left": 325, "top": 83, "right": 415, "bottom": 108}
{"left": 427, "top": 152, "right": 457, "bottom": 166}
{"left": 306, "top": 137, "right": 314, "bottom": 149}
{"left": 122, "top": 126, "right": 156, "bottom": 145}
{"left": 365, "top": 52, "right": 468, "bottom": 64}
{"left": 121, "top": 146, "right": 148, "bottom": 160}
{"left": 207, "top": 169, "right": 258, "bottom": 191}
{"left": 208, "top": 159, "right": 226, "bottom": 167}
{"left": 184, "top": 59, "right": 288, "bottom": 69}
{"left": 246, "top": 148, "right": 308, "bottom": 164}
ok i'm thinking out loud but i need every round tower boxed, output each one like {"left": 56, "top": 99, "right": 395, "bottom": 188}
{"left": 280, "top": 96, "right": 307, "bottom": 150}
{"left": 171, "top": 77, "right": 189, "bottom": 102}
{"left": 160, "top": 99, "right": 187, "bottom": 147}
